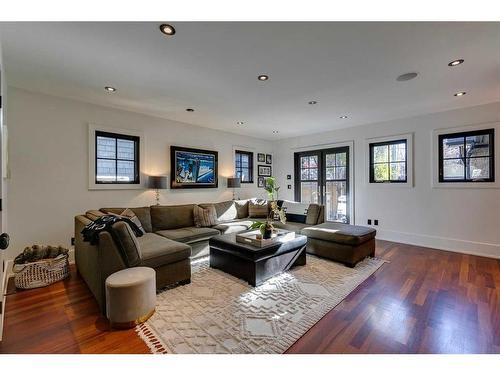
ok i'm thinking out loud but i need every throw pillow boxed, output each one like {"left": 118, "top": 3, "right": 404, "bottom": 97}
{"left": 106, "top": 208, "right": 146, "bottom": 234}
{"left": 193, "top": 204, "right": 218, "bottom": 227}
{"left": 281, "top": 201, "right": 310, "bottom": 224}
{"left": 248, "top": 199, "right": 269, "bottom": 218}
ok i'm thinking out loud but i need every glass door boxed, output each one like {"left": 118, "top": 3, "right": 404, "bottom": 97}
{"left": 323, "top": 147, "right": 349, "bottom": 223}
{"left": 295, "top": 147, "right": 350, "bottom": 223}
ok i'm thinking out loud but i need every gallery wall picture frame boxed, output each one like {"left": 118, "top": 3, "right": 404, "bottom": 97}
{"left": 258, "top": 164, "right": 272, "bottom": 177}
{"left": 257, "top": 176, "right": 265, "bottom": 188}
{"left": 266, "top": 154, "right": 272, "bottom": 164}
{"left": 257, "top": 153, "right": 265, "bottom": 162}
{"left": 170, "top": 145, "right": 218, "bottom": 189}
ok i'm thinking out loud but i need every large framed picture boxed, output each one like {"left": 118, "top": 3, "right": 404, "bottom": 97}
{"left": 170, "top": 146, "right": 218, "bottom": 189}
{"left": 258, "top": 164, "right": 272, "bottom": 177}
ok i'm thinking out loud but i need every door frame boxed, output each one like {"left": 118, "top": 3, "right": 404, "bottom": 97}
{"left": 292, "top": 140, "right": 355, "bottom": 224}
{"left": 0, "top": 56, "right": 5, "bottom": 341}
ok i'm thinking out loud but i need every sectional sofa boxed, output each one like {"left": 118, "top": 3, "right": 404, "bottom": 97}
{"left": 74, "top": 198, "right": 375, "bottom": 313}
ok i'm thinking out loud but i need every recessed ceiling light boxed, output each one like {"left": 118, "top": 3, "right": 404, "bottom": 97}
{"left": 340, "top": 115, "right": 348, "bottom": 119}
{"left": 396, "top": 72, "right": 418, "bottom": 82}
{"left": 159, "top": 24, "right": 176, "bottom": 36}
{"left": 273, "top": 130, "right": 279, "bottom": 134}
{"left": 308, "top": 101, "right": 318, "bottom": 105}
{"left": 236, "top": 121, "right": 244, "bottom": 125}
{"left": 186, "top": 108, "right": 195, "bottom": 112}
{"left": 258, "top": 74, "right": 269, "bottom": 81}
{"left": 104, "top": 86, "right": 116, "bottom": 92}
{"left": 454, "top": 91, "right": 466, "bottom": 97}
{"left": 448, "top": 59, "right": 464, "bottom": 67}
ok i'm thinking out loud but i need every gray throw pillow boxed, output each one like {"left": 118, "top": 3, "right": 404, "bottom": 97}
{"left": 193, "top": 204, "right": 218, "bottom": 227}
{"left": 248, "top": 199, "right": 269, "bottom": 218}
{"left": 106, "top": 208, "right": 146, "bottom": 234}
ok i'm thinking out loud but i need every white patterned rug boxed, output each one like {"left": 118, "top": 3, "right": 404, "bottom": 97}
{"left": 136, "top": 255, "right": 385, "bottom": 354}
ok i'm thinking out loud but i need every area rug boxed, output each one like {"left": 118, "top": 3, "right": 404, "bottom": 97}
{"left": 136, "top": 255, "right": 385, "bottom": 354}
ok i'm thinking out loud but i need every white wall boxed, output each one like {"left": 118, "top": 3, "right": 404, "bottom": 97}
{"left": 274, "top": 102, "right": 500, "bottom": 258}
{"left": 5, "top": 87, "right": 273, "bottom": 259}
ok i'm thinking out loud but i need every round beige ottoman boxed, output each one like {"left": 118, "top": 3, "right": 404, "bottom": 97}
{"left": 105, "top": 267, "right": 156, "bottom": 329}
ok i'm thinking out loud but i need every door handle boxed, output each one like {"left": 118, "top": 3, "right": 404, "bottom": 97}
{"left": 0, "top": 233, "right": 9, "bottom": 250}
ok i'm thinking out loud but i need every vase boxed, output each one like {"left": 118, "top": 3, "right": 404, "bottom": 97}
{"left": 262, "top": 223, "right": 273, "bottom": 239}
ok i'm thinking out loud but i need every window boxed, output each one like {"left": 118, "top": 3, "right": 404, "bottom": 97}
{"left": 439, "top": 128, "right": 494, "bottom": 183}
{"left": 369, "top": 139, "right": 407, "bottom": 183}
{"left": 235, "top": 150, "right": 253, "bottom": 183}
{"left": 95, "top": 131, "right": 140, "bottom": 184}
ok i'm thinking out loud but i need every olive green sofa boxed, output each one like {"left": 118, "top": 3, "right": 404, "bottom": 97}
{"left": 74, "top": 199, "right": 325, "bottom": 313}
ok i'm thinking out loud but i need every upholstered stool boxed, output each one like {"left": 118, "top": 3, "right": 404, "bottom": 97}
{"left": 105, "top": 267, "right": 156, "bottom": 329}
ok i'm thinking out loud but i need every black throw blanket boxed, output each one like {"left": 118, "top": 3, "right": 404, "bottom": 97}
{"left": 81, "top": 215, "right": 144, "bottom": 246}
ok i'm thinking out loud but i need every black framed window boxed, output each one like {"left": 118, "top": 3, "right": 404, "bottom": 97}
{"left": 235, "top": 150, "right": 253, "bottom": 183}
{"left": 369, "top": 139, "right": 407, "bottom": 183}
{"left": 439, "top": 128, "right": 494, "bottom": 183}
{"left": 95, "top": 131, "right": 140, "bottom": 184}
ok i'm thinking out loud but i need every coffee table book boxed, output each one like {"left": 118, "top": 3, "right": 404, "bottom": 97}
{"left": 236, "top": 229, "right": 295, "bottom": 248}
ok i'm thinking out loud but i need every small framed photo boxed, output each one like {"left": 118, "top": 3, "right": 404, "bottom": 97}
{"left": 258, "top": 165, "right": 272, "bottom": 177}
{"left": 266, "top": 154, "right": 272, "bottom": 164}
{"left": 286, "top": 174, "right": 291, "bottom": 180}
{"left": 257, "top": 153, "right": 265, "bottom": 162}
{"left": 257, "top": 176, "right": 265, "bottom": 188}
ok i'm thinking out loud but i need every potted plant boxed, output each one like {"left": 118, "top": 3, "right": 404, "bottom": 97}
{"left": 250, "top": 177, "right": 286, "bottom": 239}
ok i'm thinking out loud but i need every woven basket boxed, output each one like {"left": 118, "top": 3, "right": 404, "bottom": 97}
{"left": 13, "top": 253, "right": 69, "bottom": 289}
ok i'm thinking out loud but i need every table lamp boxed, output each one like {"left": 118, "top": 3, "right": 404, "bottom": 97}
{"left": 148, "top": 176, "right": 167, "bottom": 205}
{"left": 227, "top": 177, "right": 241, "bottom": 200}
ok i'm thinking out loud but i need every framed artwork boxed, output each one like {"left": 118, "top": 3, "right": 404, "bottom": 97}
{"left": 258, "top": 164, "right": 272, "bottom": 177}
{"left": 257, "top": 176, "right": 265, "bottom": 188}
{"left": 170, "top": 146, "right": 218, "bottom": 189}
{"left": 266, "top": 154, "right": 272, "bottom": 164}
{"left": 257, "top": 153, "right": 265, "bottom": 162}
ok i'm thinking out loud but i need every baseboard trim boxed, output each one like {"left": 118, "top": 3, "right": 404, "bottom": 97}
{"left": 376, "top": 229, "right": 500, "bottom": 259}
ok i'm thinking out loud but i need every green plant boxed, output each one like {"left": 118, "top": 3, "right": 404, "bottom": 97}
{"left": 250, "top": 177, "right": 286, "bottom": 237}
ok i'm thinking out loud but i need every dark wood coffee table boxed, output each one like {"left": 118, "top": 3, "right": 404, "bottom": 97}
{"left": 209, "top": 231, "right": 307, "bottom": 286}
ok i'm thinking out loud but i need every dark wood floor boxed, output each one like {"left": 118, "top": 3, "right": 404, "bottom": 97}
{"left": 1, "top": 240, "right": 498, "bottom": 354}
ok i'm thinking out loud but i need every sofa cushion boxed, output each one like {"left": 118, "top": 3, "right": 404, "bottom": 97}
{"left": 273, "top": 221, "right": 309, "bottom": 234}
{"left": 305, "top": 204, "right": 322, "bottom": 225}
{"left": 100, "top": 207, "right": 152, "bottom": 233}
{"left": 248, "top": 199, "right": 269, "bottom": 218}
{"left": 110, "top": 221, "right": 142, "bottom": 267}
{"left": 193, "top": 204, "right": 218, "bottom": 227}
{"left": 301, "top": 222, "right": 376, "bottom": 246}
{"left": 156, "top": 226, "right": 221, "bottom": 243}
{"left": 213, "top": 220, "right": 254, "bottom": 234}
{"left": 138, "top": 233, "right": 191, "bottom": 268}
{"left": 150, "top": 204, "right": 195, "bottom": 231}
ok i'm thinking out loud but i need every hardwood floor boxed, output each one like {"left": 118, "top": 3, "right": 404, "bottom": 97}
{"left": 0, "top": 240, "right": 498, "bottom": 354}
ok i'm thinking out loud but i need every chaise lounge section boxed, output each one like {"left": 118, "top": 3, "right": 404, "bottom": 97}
{"left": 301, "top": 222, "right": 376, "bottom": 267}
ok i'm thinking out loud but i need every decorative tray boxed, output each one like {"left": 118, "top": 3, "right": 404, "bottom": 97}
{"left": 236, "top": 229, "right": 295, "bottom": 248}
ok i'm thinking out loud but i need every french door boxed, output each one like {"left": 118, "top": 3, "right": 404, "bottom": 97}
{"left": 294, "top": 147, "right": 350, "bottom": 223}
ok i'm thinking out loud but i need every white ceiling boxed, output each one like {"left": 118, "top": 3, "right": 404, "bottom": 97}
{"left": 1, "top": 22, "right": 500, "bottom": 139}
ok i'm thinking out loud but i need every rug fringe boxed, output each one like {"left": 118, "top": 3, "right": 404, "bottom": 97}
{"left": 136, "top": 322, "right": 168, "bottom": 354}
